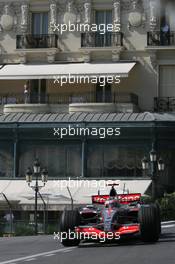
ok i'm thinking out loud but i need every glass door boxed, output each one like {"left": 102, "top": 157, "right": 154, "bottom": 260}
{"left": 96, "top": 82, "right": 112, "bottom": 103}
{"left": 95, "top": 10, "right": 112, "bottom": 47}
{"left": 30, "top": 80, "right": 47, "bottom": 103}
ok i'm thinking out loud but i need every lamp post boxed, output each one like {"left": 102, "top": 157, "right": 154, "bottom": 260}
{"left": 142, "top": 148, "right": 165, "bottom": 201}
{"left": 26, "top": 160, "right": 48, "bottom": 235}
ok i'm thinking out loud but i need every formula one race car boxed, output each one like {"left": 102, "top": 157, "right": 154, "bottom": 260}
{"left": 59, "top": 193, "right": 161, "bottom": 246}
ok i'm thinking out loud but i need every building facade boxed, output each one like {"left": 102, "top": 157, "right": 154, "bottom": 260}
{"left": 0, "top": 0, "right": 175, "bottom": 225}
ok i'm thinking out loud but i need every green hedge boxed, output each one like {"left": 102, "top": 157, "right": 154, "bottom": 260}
{"left": 140, "top": 195, "right": 153, "bottom": 204}
{"left": 141, "top": 193, "right": 175, "bottom": 221}
{"left": 46, "top": 224, "right": 58, "bottom": 235}
{"left": 158, "top": 192, "right": 175, "bottom": 221}
{"left": 15, "top": 223, "right": 35, "bottom": 236}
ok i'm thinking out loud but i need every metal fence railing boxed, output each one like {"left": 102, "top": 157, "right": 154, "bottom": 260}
{"left": 81, "top": 32, "right": 123, "bottom": 47}
{"left": 154, "top": 97, "right": 175, "bottom": 112}
{"left": 0, "top": 92, "right": 138, "bottom": 105}
{"left": 16, "top": 34, "right": 58, "bottom": 49}
{"left": 0, "top": 220, "right": 58, "bottom": 236}
{"left": 147, "top": 31, "right": 175, "bottom": 46}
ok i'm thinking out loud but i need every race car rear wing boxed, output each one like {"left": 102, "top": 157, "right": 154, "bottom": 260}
{"left": 92, "top": 193, "right": 141, "bottom": 205}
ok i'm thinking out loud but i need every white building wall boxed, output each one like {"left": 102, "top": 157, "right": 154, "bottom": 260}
{"left": 0, "top": 0, "right": 173, "bottom": 112}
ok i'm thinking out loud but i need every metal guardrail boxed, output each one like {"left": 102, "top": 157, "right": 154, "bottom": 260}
{"left": 154, "top": 97, "right": 175, "bottom": 112}
{"left": 16, "top": 34, "right": 58, "bottom": 49}
{"left": 81, "top": 32, "right": 123, "bottom": 47}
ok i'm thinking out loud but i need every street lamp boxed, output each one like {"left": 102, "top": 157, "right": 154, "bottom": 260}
{"left": 41, "top": 168, "right": 48, "bottom": 183}
{"left": 26, "top": 159, "right": 48, "bottom": 235}
{"left": 26, "top": 167, "right": 32, "bottom": 184}
{"left": 158, "top": 158, "right": 165, "bottom": 171}
{"left": 33, "top": 159, "right": 41, "bottom": 174}
{"left": 141, "top": 157, "right": 149, "bottom": 170}
{"left": 150, "top": 148, "right": 157, "bottom": 162}
{"left": 142, "top": 149, "right": 165, "bottom": 201}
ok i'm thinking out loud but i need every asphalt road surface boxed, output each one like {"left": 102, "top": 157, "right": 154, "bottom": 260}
{"left": 0, "top": 222, "right": 174, "bottom": 264}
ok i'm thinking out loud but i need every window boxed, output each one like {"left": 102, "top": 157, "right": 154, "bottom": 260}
{"left": 19, "top": 142, "right": 82, "bottom": 178}
{"left": 160, "top": 0, "right": 175, "bottom": 30}
{"left": 0, "top": 142, "right": 13, "bottom": 178}
{"left": 87, "top": 144, "right": 143, "bottom": 178}
{"left": 32, "top": 13, "right": 48, "bottom": 34}
{"left": 166, "top": 2, "right": 175, "bottom": 31}
{"left": 95, "top": 10, "right": 112, "bottom": 47}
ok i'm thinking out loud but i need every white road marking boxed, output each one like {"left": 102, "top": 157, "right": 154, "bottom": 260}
{"left": 63, "top": 249, "right": 73, "bottom": 253}
{"left": 161, "top": 221, "right": 175, "bottom": 224}
{"left": 0, "top": 247, "right": 76, "bottom": 264}
{"left": 44, "top": 254, "right": 55, "bottom": 257}
{"left": 24, "top": 259, "right": 36, "bottom": 262}
{"left": 162, "top": 224, "right": 175, "bottom": 228}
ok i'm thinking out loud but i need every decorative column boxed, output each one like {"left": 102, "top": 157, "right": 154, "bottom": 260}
{"left": 67, "top": 0, "right": 74, "bottom": 12}
{"left": 83, "top": 50, "right": 90, "bottom": 62}
{"left": 112, "top": 49, "right": 121, "bottom": 61}
{"left": 113, "top": 0, "right": 121, "bottom": 30}
{"left": 150, "top": 0, "right": 158, "bottom": 31}
{"left": 131, "top": 0, "right": 139, "bottom": 10}
{"left": 112, "top": 1, "right": 121, "bottom": 61}
{"left": 19, "top": 51, "right": 27, "bottom": 63}
{"left": 47, "top": 50, "right": 56, "bottom": 63}
{"left": 149, "top": 1, "right": 158, "bottom": 70}
{"left": 82, "top": 0, "right": 91, "bottom": 61}
{"left": 20, "top": 2, "right": 29, "bottom": 33}
{"left": 84, "top": 0, "right": 91, "bottom": 24}
{"left": 49, "top": 0, "right": 57, "bottom": 33}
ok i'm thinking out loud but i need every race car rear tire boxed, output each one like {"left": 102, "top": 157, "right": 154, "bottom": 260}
{"left": 155, "top": 203, "right": 161, "bottom": 235}
{"left": 138, "top": 204, "right": 161, "bottom": 242}
{"left": 59, "top": 210, "right": 80, "bottom": 247}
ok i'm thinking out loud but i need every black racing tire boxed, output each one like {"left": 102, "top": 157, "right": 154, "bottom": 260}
{"left": 138, "top": 204, "right": 161, "bottom": 242}
{"left": 59, "top": 210, "right": 81, "bottom": 247}
{"left": 155, "top": 203, "right": 161, "bottom": 235}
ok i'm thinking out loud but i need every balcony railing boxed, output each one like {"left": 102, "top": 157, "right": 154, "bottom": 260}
{"left": 16, "top": 34, "right": 58, "bottom": 49}
{"left": 154, "top": 97, "right": 175, "bottom": 112}
{"left": 147, "top": 31, "right": 175, "bottom": 46}
{"left": 0, "top": 92, "right": 138, "bottom": 105}
{"left": 81, "top": 32, "right": 123, "bottom": 48}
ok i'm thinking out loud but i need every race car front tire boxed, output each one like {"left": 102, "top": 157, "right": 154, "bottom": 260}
{"left": 59, "top": 210, "right": 80, "bottom": 247}
{"left": 155, "top": 203, "right": 161, "bottom": 235}
{"left": 138, "top": 204, "right": 161, "bottom": 242}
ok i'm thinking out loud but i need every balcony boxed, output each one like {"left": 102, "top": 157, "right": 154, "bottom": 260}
{"left": 154, "top": 97, "right": 175, "bottom": 112}
{"left": 16, "top": 34, "right": 58, "bottom": 49}
{"left": 0, "top": 92, "right": 138, "bottom": 104}
{"left": 81, "top": 32, "right": 123, "bottom": 48}
{"left": 147, "top": 31, "right": 175, "bottom": 47}
{"left": 1, "top": 92, "right": 139, "bottom": 114}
